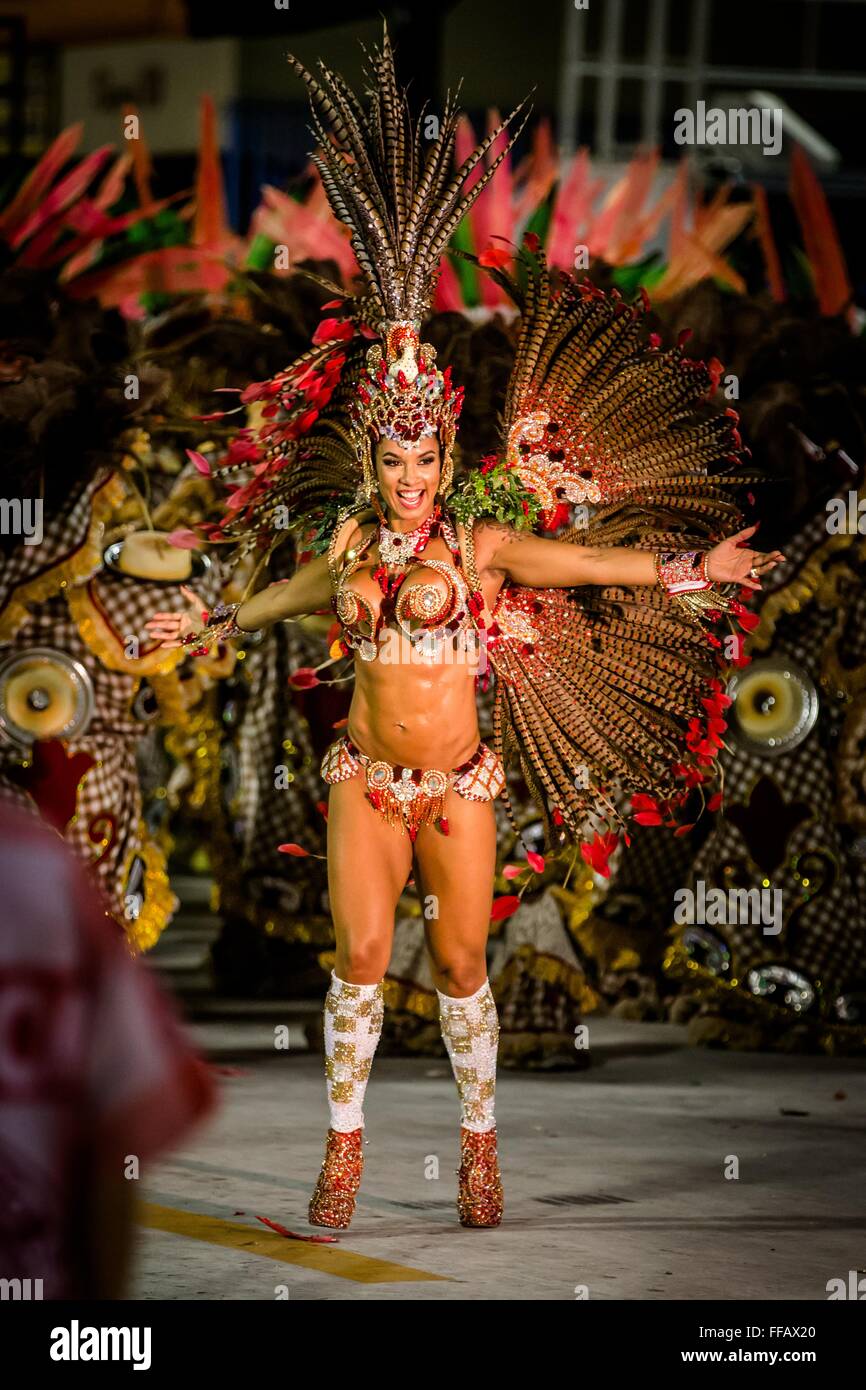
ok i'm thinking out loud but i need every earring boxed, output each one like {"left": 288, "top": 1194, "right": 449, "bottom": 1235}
{"left": 362, "top": 470, "right": 385, "bottom": 519}
{"left": 439, "top": 432, "right": 456, "bottom": 496}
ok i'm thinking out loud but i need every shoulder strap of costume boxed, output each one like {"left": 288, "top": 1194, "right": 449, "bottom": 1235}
{"left": 454, "top": 516, "right": 495, "bottom": 631}
{"left": 327, "top": 508, "right": 377, "bottom": 591}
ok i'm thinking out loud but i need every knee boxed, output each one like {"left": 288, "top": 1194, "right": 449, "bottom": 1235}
{"left": 335, "top": 938, "right": 389, "bottom": 984}
{"left": 430, "top": 953, "right": 487, "bottom": 998}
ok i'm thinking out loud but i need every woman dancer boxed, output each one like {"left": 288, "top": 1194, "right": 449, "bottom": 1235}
{"left": 147, "top": 30, "right": 783, "bottom": 1229}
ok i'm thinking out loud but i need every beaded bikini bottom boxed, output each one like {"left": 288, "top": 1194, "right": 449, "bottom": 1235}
{"left": 320, "top": 735, "right": 506, "bottom": 839}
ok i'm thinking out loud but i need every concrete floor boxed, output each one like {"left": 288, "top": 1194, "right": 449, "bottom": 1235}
{"left": 131, "top": 1016, "right": 866, "bottom": 1301}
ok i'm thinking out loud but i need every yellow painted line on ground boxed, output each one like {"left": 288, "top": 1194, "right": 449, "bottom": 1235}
{"left": 137, "top": 1203, "right": 449, "bottom": 1283}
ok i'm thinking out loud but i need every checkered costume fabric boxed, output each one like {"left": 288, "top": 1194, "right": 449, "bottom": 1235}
{"left": 219, "top": 613, "right": 328, "bottom": 928}
{"left": 0, "top": 488, "right": 222, "bottom": 946}
{"left": 674, "top": 493, "right": 866, "bottom": 1011}
{"left": 0, "top": 473, "right": 114, "bottom": 620}
{"left": 0, "top": 593, "right": 150, "bottom": 930}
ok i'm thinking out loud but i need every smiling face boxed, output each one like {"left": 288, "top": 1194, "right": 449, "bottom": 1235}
{"left": 374, "top": 433, "right": 441, "bottom": 527}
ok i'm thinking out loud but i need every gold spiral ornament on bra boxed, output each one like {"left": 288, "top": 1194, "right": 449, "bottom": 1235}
{"left": 395, "top": 556, "right": 467, "bottom": 646}
{"left": 396, "top": 580, "right": 451, "bottom": 625}
{"left": 335, "top": 585, "right": 378, "bottom": 661}
{"left": 336, "top": 588, "right": 375, "bottom": 630}
{"left": 0, "top": 648, "right": 95, "bottom": 746}
{"left": 726, "top": 658, "right": 819, "bottom": 757}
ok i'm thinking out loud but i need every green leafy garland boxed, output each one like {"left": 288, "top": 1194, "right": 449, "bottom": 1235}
{"left": 449, "top": 455, "right": 541, "bottom": 529}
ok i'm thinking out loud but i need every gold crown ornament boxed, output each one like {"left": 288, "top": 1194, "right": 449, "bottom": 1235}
{"left": 352, "top": 321, "right": 464, "bottom": 500}
{"left": 209, "top": 27, "right": 528, "bottom": 558}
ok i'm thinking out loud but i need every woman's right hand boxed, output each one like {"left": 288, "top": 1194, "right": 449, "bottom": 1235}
{"left": 144, "top": 585, "right": 206, "bottom": 649}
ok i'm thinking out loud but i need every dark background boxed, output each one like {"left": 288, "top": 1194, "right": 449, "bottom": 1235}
{"left": 2, "top": 0, "right": 864, "bottom": 293}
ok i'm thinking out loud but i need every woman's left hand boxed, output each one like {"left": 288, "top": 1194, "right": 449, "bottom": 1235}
{"left": 706, "top": 525, "right": 786, "bottom": 590}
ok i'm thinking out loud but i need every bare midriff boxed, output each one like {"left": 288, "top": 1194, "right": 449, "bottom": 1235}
{"left": 347, "top": 639, "right": 482, "bottom": 768}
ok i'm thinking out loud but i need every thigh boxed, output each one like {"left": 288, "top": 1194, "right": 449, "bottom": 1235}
{"left": 412, "top": 790, "right": 498, "bottom": 992}
{"left": 326, "top": 773, "right": 414, "bottom": 981}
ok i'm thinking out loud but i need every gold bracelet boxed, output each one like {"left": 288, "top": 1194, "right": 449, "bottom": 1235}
{"left": 181, "top": 602, "right": 249, "bottom": 656}
{"left": 655, "top": 550, "right": 731, "bottom": 625}
{"left": 654, "top": 550, "right": 710, "bottom": 593}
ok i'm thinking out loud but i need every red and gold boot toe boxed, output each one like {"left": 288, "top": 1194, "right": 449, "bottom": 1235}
{"left": 457, "top": 1126, "right": 503, "bottom": 1228}
{"left": 308, "top": 1127, "right": 364, "bottom": 1229}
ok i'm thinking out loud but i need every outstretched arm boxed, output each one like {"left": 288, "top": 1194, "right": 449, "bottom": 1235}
{"left": 476, "top": 522, "right": 784, "bottom": 592}
{"left": 235, "top": 552, "right": 333, "bottom": 629}
{"left": 145, "top": 552, "right": 333, "bottom": 649}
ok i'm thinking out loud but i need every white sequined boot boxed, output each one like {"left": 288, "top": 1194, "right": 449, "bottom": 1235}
{"left": 309, "top": 971, "right": 384, "bottom": 1228}
{"left": 437, "top": 979, "right": 504, "bottom": 1227}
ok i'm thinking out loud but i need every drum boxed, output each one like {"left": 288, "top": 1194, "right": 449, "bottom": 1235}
{"left": 727, "top": 657, "right": 819, "bottom": 757}
{"left": 0, "top": 648, "right": 95, "bottom": 746}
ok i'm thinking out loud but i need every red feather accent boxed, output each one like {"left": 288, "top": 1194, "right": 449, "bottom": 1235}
{"left": 254, "top": 1215, "right": 337, "bottom": 1244}
{"left": 789, "top": 145, "right": 852, "bottom": 318}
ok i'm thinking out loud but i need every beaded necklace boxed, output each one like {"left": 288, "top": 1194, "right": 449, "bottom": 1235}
{"left": 377, "top": 507, "right": 440, "bottom": 567}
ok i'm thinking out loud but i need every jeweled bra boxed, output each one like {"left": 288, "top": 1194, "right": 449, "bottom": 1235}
{"left": 329, "top": 511, "right": 477, "bottom": 663}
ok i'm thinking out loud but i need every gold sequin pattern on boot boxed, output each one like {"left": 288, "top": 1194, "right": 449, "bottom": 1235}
{"left": 309, "top": 1126, "right": 364, "bottom": 1228}
{"left": 457, "top": 1126, "right": 504, "bottom": 1228}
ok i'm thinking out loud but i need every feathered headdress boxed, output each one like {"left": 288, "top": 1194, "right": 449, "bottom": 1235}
{"left": 285, "top": 25, "right": 529, "bottom": 499}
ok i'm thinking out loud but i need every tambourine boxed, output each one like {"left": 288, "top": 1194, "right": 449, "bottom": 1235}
{"left": 0, "top": 648, "right": 95, "bottom": 746}
{"left": 103, "top": 532, "right": 213, "bottom": 585}
{"left": 726, "top": 658, "right": 819, "bottom": 757}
